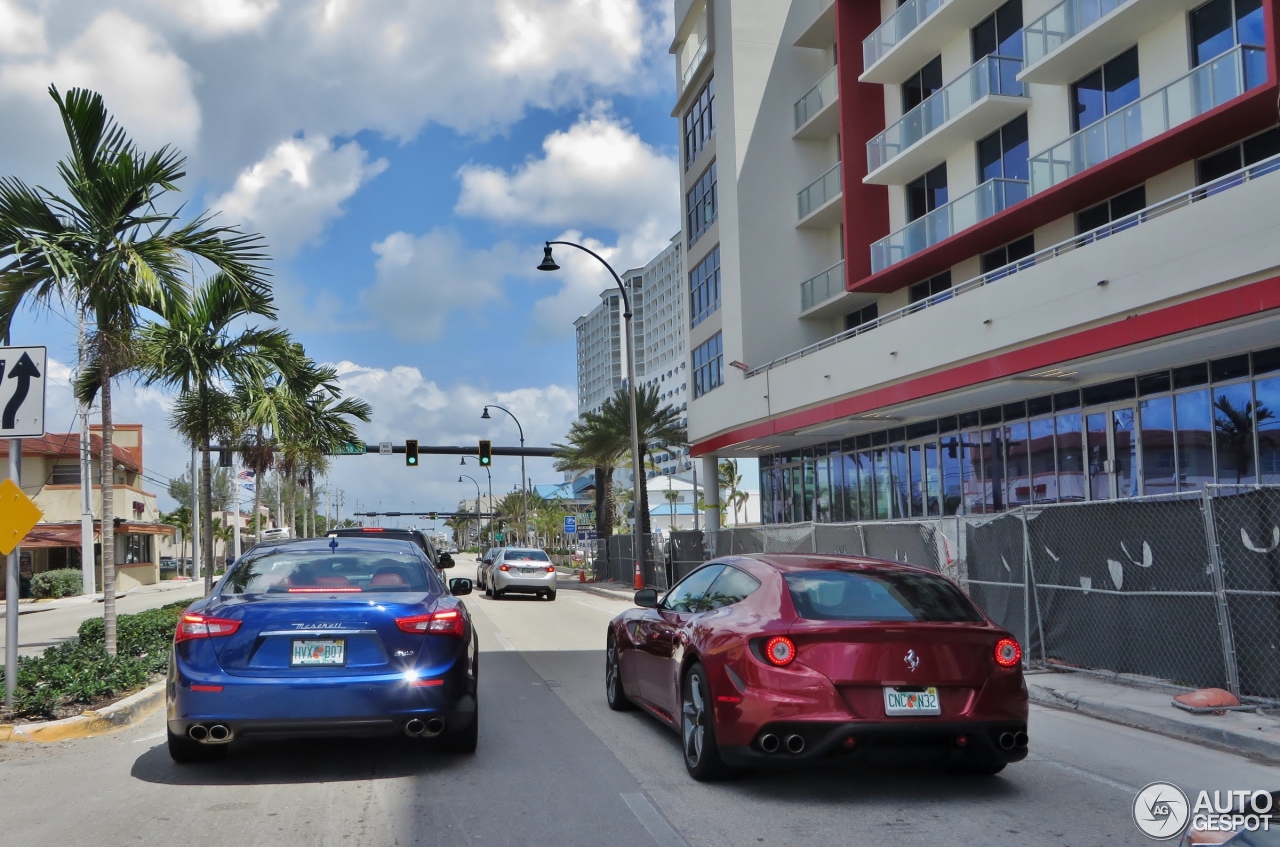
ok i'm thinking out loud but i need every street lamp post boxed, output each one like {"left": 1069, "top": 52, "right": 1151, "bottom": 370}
{"left": 481, "top": 404, "right": 526, "bottom": 546}
{"left": 459, "top": 475, "right": 481, "bottom": 551}
{"left": 538, "top": 241, "right": 645, "bottom": 591}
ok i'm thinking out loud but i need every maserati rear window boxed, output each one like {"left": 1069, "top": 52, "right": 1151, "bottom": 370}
{"left": 222, "top": 550, "right": 435, "bottom": 595}
{"left": 784, "top": 570, "right": 983, "bottom": 623}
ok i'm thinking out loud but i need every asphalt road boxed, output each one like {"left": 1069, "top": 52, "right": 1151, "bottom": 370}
{"left": 1, "top": 555, "right": 1277, "bottom": 846}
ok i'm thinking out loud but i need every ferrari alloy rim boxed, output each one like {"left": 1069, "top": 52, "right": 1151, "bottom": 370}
{"left": 606, "top": 644, "right": 619, "bottom": 700}
{"left": 682, "top": 672, "right": 705, "bottom": 766}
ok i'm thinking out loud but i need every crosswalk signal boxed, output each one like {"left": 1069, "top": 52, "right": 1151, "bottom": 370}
{"left": 479, "top": 439, "right": 492, "bottom": 467}
{"left": 405, "top": 439, "right": 419, "bottom": 467}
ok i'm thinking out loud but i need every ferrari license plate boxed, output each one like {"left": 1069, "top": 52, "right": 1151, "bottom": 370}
{"left": 291, "top": 639, "right": 345, "bottom": 666}
{"left": 883, "top": 686, "right": 941, "bottom": 716}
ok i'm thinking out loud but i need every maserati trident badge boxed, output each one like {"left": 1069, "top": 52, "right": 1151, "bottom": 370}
{"left": 904, "top": 649, "right": 920, "bottom": 672}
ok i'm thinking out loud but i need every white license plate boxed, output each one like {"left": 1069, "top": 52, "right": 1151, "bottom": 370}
{"left": 521, "top": 567, "right": 538, "bottom": 574}
{"left": 291, "top": 639, "right": 345, "bottom": 666}
{"left": 883, "top": 687, "right": 941, "bottom": 716}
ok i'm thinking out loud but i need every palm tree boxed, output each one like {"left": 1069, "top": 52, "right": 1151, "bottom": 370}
{"left": 0, "top": 87, "right": 268, "bottom": 654}
{"left": 595, "top": 385, "right": 687, "bottom": 536}
{"left": 137, "top": 272, "right": 287, "bottom": 592}
{"left": 719, "top": 459, "right": 746, "bottom": 524}
{"left": 1214, "top": 396, "right": 1274, "bottom": 483}
{"left": 554, "top": 420, "right": 619, "bottom": 543}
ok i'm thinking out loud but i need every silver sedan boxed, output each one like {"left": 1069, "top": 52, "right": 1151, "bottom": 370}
{"left": 487, "top": 548, "right": 557, "bottom": 600}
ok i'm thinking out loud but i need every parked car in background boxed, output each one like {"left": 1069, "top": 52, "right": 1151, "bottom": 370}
{"left": 487, "top": 548, "right": 556, "bottom": 601}
{"left": 476, "top": 547, "right": 502, "bottom": 591}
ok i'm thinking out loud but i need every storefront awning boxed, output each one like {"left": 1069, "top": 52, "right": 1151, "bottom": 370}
{"left": 16, "top": 522, "right": 175, "bottom": 548}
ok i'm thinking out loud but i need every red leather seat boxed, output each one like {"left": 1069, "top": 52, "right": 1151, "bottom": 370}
{"left": 370, "top": 569, "right": 407, "bottom": 587}
{"left": 314, "top": 575, "right": 353, "bottom": 587}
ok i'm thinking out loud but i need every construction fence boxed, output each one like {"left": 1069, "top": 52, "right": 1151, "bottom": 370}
{"left": 588, "top": 485, "right": 1280, "bottom": 701}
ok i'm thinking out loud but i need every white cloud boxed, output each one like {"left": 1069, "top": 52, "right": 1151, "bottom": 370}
{"left": 140, "top": 0, "right": 279, "bottom": 37}
{"left": 361, "top": 229, "right": 513, "bottom": 343}
{"left": 0, "top": 0, "right": 46, "bottom": 56}
{"left": 211, "top": 134, "right": 388, "bottom": 257}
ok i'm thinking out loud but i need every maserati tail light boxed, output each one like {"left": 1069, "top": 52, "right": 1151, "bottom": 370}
{"left": 994, "top": 638, "right": 1022, "bottom": 668}
{"left": 175, "top": 614, "right": 241, "bottom": 643}
{"left": 396, "top": 609, "right": 466, "bottom": 637}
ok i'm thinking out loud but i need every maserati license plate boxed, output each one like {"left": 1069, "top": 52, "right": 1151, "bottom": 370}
{"left": 291, "top": 639, "right": 346, "bottom": 666}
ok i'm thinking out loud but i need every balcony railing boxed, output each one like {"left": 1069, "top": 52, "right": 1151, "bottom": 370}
{"left": 749, "top": 150, "right": 1280, "bottom": 377}
{"left": 863, "top": 0, "right": 946, "bottom": 71}
{"left": 680, "top": 38, "right": 709, "bottom": 92}
{"left": 1024, "top": 0, "right": 1132, "bottom": 66}
{"left": 870, "top": 178, "right": 1028, "bottom": 273}
{"left": 798, "top": 162, "right": 842, "bottom": 220}
{"left": 868, "top": 56, "right": 1025, "bottom": 172}
{"left": 1030, "top": 44, "right": 1267, "bottom": 193}
{"left": 800, "top": 261, "right": 846, "bottom": 312}
{"left": 795, "top": 66, "right": 839, "bottom": 130}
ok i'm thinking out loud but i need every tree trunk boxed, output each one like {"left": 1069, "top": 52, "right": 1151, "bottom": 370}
{"left": 638, "top": 446, "right": 652, "bottom": 537}
{"left": 600, "top": 468, "right": 614, "bottom": 538}
{"left": 202, "top": 439, "right": 215, "bottom": 594}
{"left": 100, "top": 362, "right": 117, "bottom": 656}
{"left": 593, "top": 466, "right": 607, "bottom": 538}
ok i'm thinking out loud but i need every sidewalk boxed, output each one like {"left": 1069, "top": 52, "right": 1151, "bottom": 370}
{"left": 563, "top": 579, "right": 635, "bottom": 603}
{"left": 1027, "top": 669, "right": 1280, "bottom": 763}
{"left": 1, "top": 578, "right": 204, "bottom": 617}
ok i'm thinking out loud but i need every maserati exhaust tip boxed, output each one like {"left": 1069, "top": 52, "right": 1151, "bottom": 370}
{"left": 404, "top": 719, "right": 426, "bottom": 737}
{"left": 998, "top": 732, "right": 1016, "bottom": 751}
{"left": 187, "top": 724, "right": 209, "bottom": 741}
{"left": 207, "top": 724, "right": 231, "bottom": 742}
{"left": 423, "top": 718, "right": 446, "bottom": 738}
{"left": 785, "top": 735, "right": 805, "bottom": 754}
{"left": 1013, "top": 731, "right": 1028, "bottom": 749}
{"left": 759, "top": 734, "right": 780, "bottom": 754}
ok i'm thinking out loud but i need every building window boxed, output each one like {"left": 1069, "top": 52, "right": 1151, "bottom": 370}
{"left": 1076, "top": 185, "right": 1146, "bottom": 235}
{"left": 689, "top": 245, "right": 721, "bottom": 328}
{"left": 977, "top": 114, "right": 1029, "bottom": 183}
{"left": 687, "top": 160, "right": 718, "bottom": 247}
{"left": 1071, "top": 47, "right": 1140, "bottom": 132}
{"left": 1191, "top": 0, "right": 1264, "bottom": 67}
{"left": 122, "top": 533, "right": 149, "bottom": 564}
{"left": 981, "top": 234, "right": 1035, "bottom": 275}
{"left": 51, "top": 463, "right": 80, "bottom": 485}
{"left": 683, "top": 75, "right": 715, "bottom": 170}
{"left": 1197, "top": 125, "right": 1280, "bottom": 185}
{"left": 906, "top": 163, "right": 948, "bottom": 222}
{"left": 901, "top": 55, "right": 943, "bottom": 112}
{"left": 692, "top": 333, "right": 723, "bottom": 398}
{"left": 844, "top": 302, "right": 879, "bottom": 331}
{"left": 972, "top": 0, "right": 1023, "bottom": 61}
{"left": 909, "top": 271, "right": 952, "bottom": 304}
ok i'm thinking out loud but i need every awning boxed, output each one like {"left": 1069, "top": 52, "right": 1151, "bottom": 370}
{"left": 16, "top": 522, "right": 175, "bottom": 548}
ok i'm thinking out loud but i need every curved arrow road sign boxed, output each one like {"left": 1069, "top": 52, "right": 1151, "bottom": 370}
{"left": 0, "top": 346, "right": 46, "bottom": 438}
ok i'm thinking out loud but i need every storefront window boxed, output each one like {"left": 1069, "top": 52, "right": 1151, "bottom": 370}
{"left": 1176, "top": 390, "right": 1214, "bottom": 491}
{"left": 1256, "top": 377, "right": 1280, "bottom": 484}
{"left": 1055, "top": 413, "right": 1085, "bottom": 501}
{"left": 1004, "top": 422, "right": 1031, "bottom": 506}
{"left": 1213, "top": 381, "right": 1257, "bottom": 485}
{"left": 960, "top": 430, "right": 983, "bottom": 513}
{"left": 907, "top": 444, "right": 924, "bottom": 517}
{"left": 890, "top": 444, "right": 909, "bottom": 518}
{"left": 941, "top": 435, "right": 963, "bottom": 515}
{"left": 871, "top": 449, "right": 892, "bottom": 520}
{"left": 981, "top": 428, "right": 1005, "bottom": 512}
{"left": 1029, "top": 417, "right": 1056, "bottom": 502}
{"left": 924, "top": 441, "right": 941, "bottom": 517}
{"left": 815, "top": 454, "right": 832, "bottom": 522}
{"left": 1140, "top": 396, "right": 1176, "bottom": 494}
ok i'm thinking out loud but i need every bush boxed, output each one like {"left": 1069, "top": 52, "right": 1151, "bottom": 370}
{"left": 10, "top": 601, "right": 190, "bottom": 719}
{"left": 30, "top": 568, "right": 85, "bottom": 599}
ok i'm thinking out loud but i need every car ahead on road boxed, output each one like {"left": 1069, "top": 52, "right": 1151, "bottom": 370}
{"left": 326, "top": 527, "right": 455, "bottom": 573}
{"left": 604, "top": 554, "right": 1028, "bottom": 781}
{"left": 166, "top": 536, "right": 478, "bottom": 763}
{"left": 487, "top": 548, "right": 557, "bottom": 601}
{"left": 476, "top": 547, "right": 503, "bottom": 591}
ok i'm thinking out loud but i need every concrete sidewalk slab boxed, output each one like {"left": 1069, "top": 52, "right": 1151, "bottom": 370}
{"left": 3, "top": 578, "right": 203, "bottom": 617}
{"left": 564, "top": 581, "right": 636, "bottom": 603}
{"left": 1028, "top": 670, "right": 1280, "bottom": 763}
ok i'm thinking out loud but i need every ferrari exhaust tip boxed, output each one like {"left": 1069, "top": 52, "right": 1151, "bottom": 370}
{"left": 207, "top": 724, "right": 231, "bottom": 742}
{"left": 1014, "top": 731, "right": 1028, "bottom": 749}
{"left": 998, "top": 732, "right": 1016, "bottom": 751}
{"left": 405, "top": 719, "right": 425, "bottom": 737}
{"left": 187, "top": 724, "right": 209, "bottom": 741}
{"left": 759, "top": 734, "right": 780, "bottom": 754}
{"left": 423, "top": 718, "right": 446, "bottom": 738}
{"left": 785, "top": 735, "right": 805, "bottom": 754}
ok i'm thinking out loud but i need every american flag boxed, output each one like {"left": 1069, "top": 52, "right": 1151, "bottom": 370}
{"left": 237, "top": 469, "right": 255, "bottom": 481}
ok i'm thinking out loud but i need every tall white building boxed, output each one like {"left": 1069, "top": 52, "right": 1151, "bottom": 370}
{"left": 675, "top": 0, "right": 1280, "bottom": 526}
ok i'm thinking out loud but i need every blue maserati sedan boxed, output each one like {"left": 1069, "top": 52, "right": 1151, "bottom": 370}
{"left": 165, "top": 536, "right": 478, "bottom": 762}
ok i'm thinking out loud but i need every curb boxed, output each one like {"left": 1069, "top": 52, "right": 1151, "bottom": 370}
{"left": 1029, "top": 683, "right": 1280, "bottom": 763}
{"left": 0, "top": 680, "right": 166, "bottom": 743}
{"left": 569, "top": 583, "right": 636, "bottom": 604}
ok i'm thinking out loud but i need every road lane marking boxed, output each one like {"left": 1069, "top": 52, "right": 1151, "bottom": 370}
{"left": 574, "top": 599, "right": 623, "bottom": 614}
{"left": 621, "top": 792, "right": 689, "bottom": 847}
{"left": 493, "top": 630, "right": 516, "bottom": 651}
{"left": 1027, "top": 753, "right": 1139, "bottom": 794}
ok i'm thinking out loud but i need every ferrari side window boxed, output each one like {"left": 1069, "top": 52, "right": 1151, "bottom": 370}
{"left": 661, "top": 565, "right": 725, "bottom": 613}
{"left": 701, "top": 566, "right": 761, "bottom": 610}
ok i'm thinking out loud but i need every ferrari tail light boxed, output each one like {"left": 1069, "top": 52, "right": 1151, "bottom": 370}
{"left": 763, "top": 635, "right": 796, "bottom": 667}
{"left": 175, "top": 614, "right": 242, "bottom": 644}
{"left": 994, "top": 638, "right": 1022, "bottom": 668}
{"left": 396, "top": 608, "right": 466, "bottom": 638}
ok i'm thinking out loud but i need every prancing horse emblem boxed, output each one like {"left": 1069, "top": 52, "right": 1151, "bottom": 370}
{"left": 904, "top": 649, "right": 920, "bottom": 672}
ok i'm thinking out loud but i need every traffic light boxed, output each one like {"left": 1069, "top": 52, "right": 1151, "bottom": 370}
{"left": 405, "top": 439, "right": 419, "bottom": 467}
{"left": 479, "top": 439, "right": 492, "bottom": 467}
{"left": 429, "top": 511, "right": 437, "bottom": 520}
{"left": 218, "top": 448, "right": 232, "bottom": 468}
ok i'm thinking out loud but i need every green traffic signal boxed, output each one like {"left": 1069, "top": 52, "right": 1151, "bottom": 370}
{"left": 479, "top": 439, "right": 492, "bottom": 466}
{"left": 406, "top": 438, "right": 419, "bottom": 467}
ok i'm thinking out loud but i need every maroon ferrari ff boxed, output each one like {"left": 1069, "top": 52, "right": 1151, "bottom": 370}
{"left": 605, "top": 554, "right": 1028, "bottom": 781}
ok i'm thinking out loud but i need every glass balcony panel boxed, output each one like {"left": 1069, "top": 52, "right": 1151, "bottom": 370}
{"left": 868, "top": 56, "right": 1024, "bottom": 171}
{"left": 863, "top": 0, "right": 945, "bottom": 70}
{"left": 797, "top": 162, "right": 843, "bottom": 220}
{"left": 795, "top": 66, "right": 839, "bottom": 130}
{"left": 681, "top": 38, "right": 708, "bottom": 92}
{"left": 870, "top": 178, "right": 1028, "bottom": 272}
{"left": 1028, "top": 45, "right": 1265, "bottom": 193}
{"left": 800, "top": 261, "right": 846, "bottom": 312}
{"left": 1024, "top": 0, "right": 1131, "bottom": 66}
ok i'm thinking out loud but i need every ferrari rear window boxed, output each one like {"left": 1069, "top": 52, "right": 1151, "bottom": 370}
{"left": 784, "top": 570, "right": 983, "bottom": 623}
{"left": 222, "top": 550, "right": 435, "bottom": 595}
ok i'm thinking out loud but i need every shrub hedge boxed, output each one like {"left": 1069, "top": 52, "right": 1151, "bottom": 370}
{"left": 30, "top": 568, "right": 85, "bottom": 599}
{"left": 10, "top": 601, "right": 189, "bottom": 719}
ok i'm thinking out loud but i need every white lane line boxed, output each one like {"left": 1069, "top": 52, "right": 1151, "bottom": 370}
{"left": 1027, "top": 753, "right": 1139, "bottom": 794}
{"left": 574, "top": 599, "right": 622, "bottom": 614}
{"left": 621, "top": 792, "right": 689, "bottom": 847}
{"left": 131, "top": 730, "right": 166, "bottom": 744}
{"left": 493, "top": 630, "right": 516, "bottom": 651}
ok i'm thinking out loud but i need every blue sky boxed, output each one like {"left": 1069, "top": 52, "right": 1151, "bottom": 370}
{"left": 0, "top": 0, "right": 753, "bottom": 516}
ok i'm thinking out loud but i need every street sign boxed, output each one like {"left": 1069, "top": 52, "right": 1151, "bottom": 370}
{"left": 0, "top": 346, "right": 46, "bottom": 438}
{"left": 0, "top": 478, "right": 42, "bottom": 556}
{"left": 563, "top": 516, "right": 577, "bottom": 536}
{"left": 379, "top": 442, "right": 393, "bottom": 455}
{"left": 495, "top": 532, "right": 505, "bottom": 543}
{"left": 330, "top": 441, "right": 365, "bottom": 456}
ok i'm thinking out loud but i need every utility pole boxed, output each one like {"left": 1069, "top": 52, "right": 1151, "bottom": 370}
{"left": 231, "top": 458, "right": 241, "bottom": 562}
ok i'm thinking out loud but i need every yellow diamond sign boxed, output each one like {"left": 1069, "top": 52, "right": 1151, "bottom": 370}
{"left": 0, "top": 477, "right": 42, "bottom": 556}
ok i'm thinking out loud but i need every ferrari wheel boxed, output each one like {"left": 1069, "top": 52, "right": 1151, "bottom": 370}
{"left": 605, "top": 634, "right": 634, "bottom": 712}
{"left": 681, "top": 663, "right": 729, "bottom": 781}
